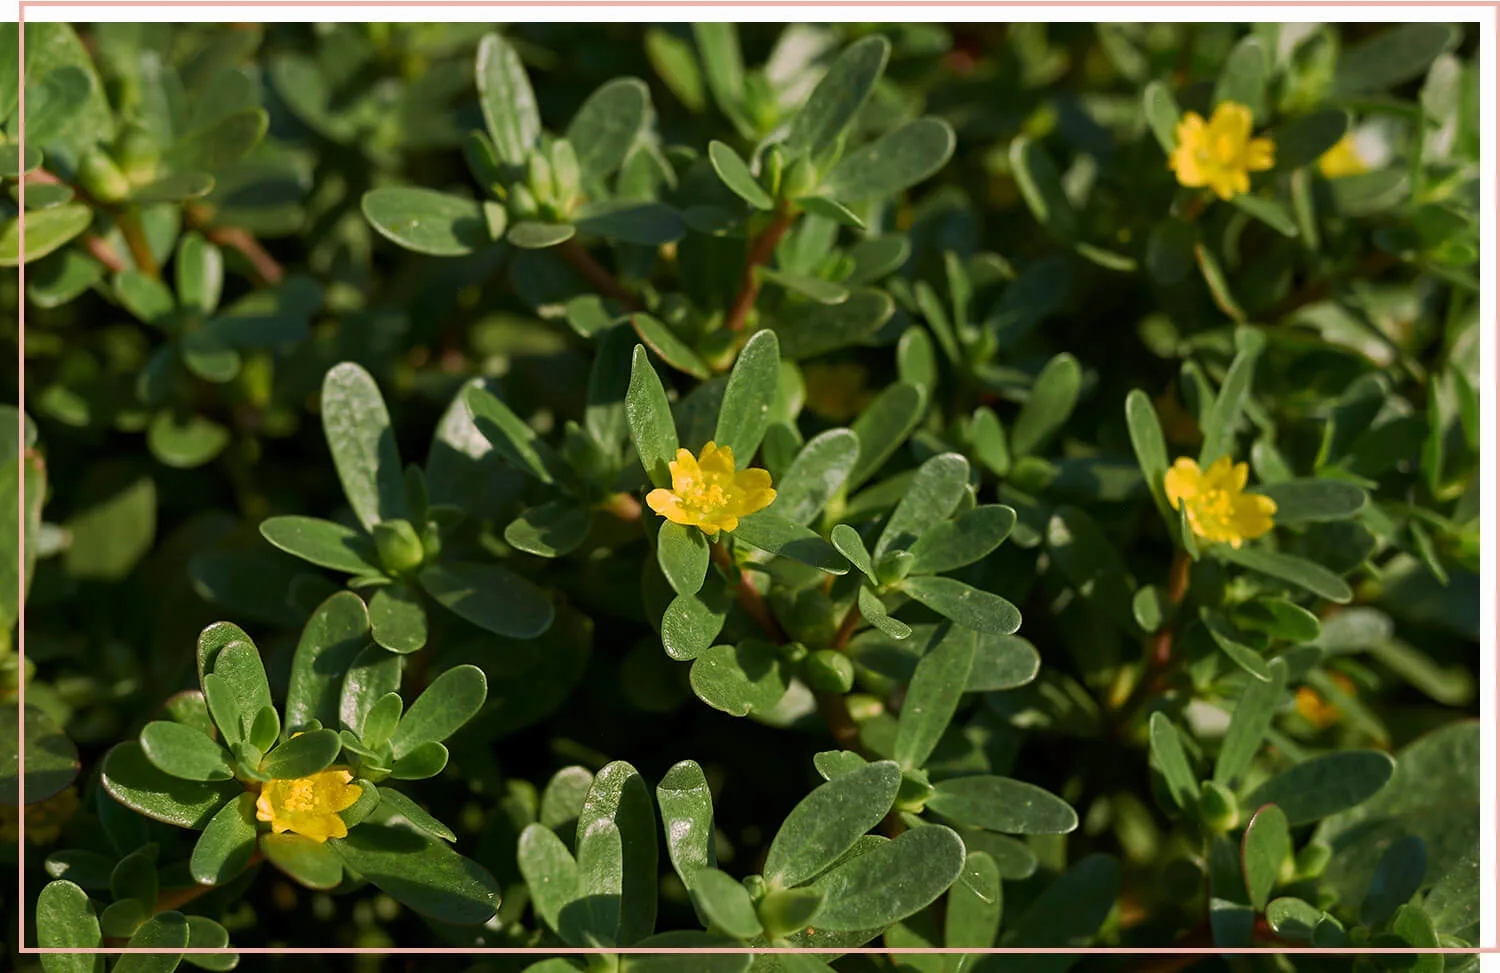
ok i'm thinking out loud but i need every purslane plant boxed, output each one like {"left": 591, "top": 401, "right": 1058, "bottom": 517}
{"left": 11, "top": 20, "right": 1480, "bottom": 967}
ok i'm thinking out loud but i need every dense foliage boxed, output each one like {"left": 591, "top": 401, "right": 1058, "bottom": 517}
{"left": 3, "top": 20, "right": 1482, "bottom": 971}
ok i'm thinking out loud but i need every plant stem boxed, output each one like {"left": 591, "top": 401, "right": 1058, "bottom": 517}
{"left": 205, "top": 225, "right": 285, "bottom": 286}
{"left": 116, "top": 208, "right": 159, "bottom": 278}
{"left": 82, "top": 233, "right": 128, "bottom": 273}
{"left": 558, "top": 237, "right": 640, "bottom": 310}
{"left": 831, "top": 602, "right": 862, "bottom": 653}
{"left": 724, "top": 204, "right": 794, "bottom": 333}
{"left": 709, "top": 542, "right": 783, "bottom": 643}
{"left": 153, "top": 851, "right": 264, "bottom": 913}
{"left": 1151, "top": 546, "right": 1193, "bottom": 669}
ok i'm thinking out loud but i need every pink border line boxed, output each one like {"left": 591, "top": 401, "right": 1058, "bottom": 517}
{"left": 13, "top": 3, "right": 1498, "bottom": 957}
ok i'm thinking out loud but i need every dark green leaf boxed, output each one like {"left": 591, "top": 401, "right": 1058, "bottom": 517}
{"left": 1244, "top": 750, "right": 1396, "bottom": 826}
{"left": 419, "top": 560, "right": 554, "bottom": 639}
{"left": 362, "top": 187, "right": 489, "bottom": 257}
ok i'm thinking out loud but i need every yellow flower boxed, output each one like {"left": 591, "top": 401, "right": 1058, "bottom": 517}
{"left": 1168, "top": 102, "right": 1276, "bottom": 200}
{"left": 1296, "top": 673, "right": 1356, "bottom": 729}
{"left": 256, "top": 767, "right": 362, "bottom": 842}
{"left": 1163, "top": 456, "right": 1276, "bottom": 549}
{"left": 1317, "top": 134, "right": 1368, "bottom": 179}
{"left": 646, "top": 441, "right": 776, "bottom": 536}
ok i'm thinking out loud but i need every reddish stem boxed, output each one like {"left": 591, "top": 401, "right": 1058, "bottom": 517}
{"left": 724, "top": 205, "right": 794, "bottom": 333}
{"left": 710, "top": 542, "right": 783, "bottom": 643}
{"left": 82, "top": 234, "right": 128, "bottom": 273}
{"left": 153, "top": 851, "right": 264, "bottom": 913}
{"left": 116, "top": 208, "right": 160, "bottom": 278}
{"left": 204, "top": 225, "right": 285, "bottom": 286}
{"left": 558, "top": 237, "right": 640, "bottom": 311}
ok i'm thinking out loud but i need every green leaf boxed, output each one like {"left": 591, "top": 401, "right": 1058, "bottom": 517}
{"left": 858, "top": 586, "right": 912, "bottom": 641}
{"left": 661, "top": 586, "right": 730, "bottom": 662}
{"left": 390, "top": 664, "right": 486, "bottom": 757}
{"left": 876, "top": 452, "right": 969, "bottom": 558}
{"left": 633, "top": 313, "right": 711, "bottom": 379}
{"left": 190, "top": 793, "right": 258, "bottom": 885}
{"left": 1256, "top": 478, "right": 1367, "bottom": 524}
{"left": 1011, "top": 353, "right": 1080, "bottom": 457}
{"left": 361, "top": 187, "right": 489, "bottom": 257}
{"left": 1148, "top": 712, "right": 1200, "bottom": 812}
{"left": 795, "top": 195, "right": 865, "bottom": 229}
{"left": 378, "top": 787, "right": 457, "bottom": 843}
{"left": 368, "top": 584, "right": 427, "bottom": 654}
{"left": 1009, "top": 136, "right": 1078, "bottom": 243}
{"left": 760, "top": 266, "right": 848, "bottom": 305}
{"left": 1194, "top": 244, "right": 1245, "bottom": 323}
{"left": 693, "top": 24, "right": 748, "bottom": 135}
{"left": 339, "top": 644, "right": 403, "bottom": 739}
{"left": 1390, "top": 904, "right": 1441, "bottom": 973}
{"left": 831, "top": 525, "right": 875, "bottom": 583}
{"left": 36, "top": 880, "right": 101, "bottom": 965}
{"left": 708, "top": 140, "right": 772, "bottom": 210}
{"left": 732, "top": 513, "right": 847, "bottom": 575}
{"left": 1228, "top": 194, "right": 1297, "bottom": 238}
{"left": 463, "top": 383, "right": 565, "bottom": 485}
{"left": 130, "top": 171, "right": 215, "bottom": 205}
{"left": 507, "top": 221, "right": 576, "bottom": 249}
{"left": 323, "top": 362, "right": 404, "bottom": 532}
{"left": 574, "top": 760, "right": 659, "bottom": 945}
{"left": 23, "top": 65, "right": 93, "bottom": 146}
{"left": 1218, "top": 545, "right": 1354, "bottom": 604}
{"left": 689, "top": 640, "right": 788, "bottom": 718}
{"left": 1213, "top": 657, "right": 1287, "bottom": 788}
{"left": 259, "top": 516, "right": 380, "bottom": 575}
{"left": 783, "top": 36, "right": 890, "bottom": 161}
{"left": 820, "top": 118, "right": 956, "bottom": 201}
{"left": 1046, "top": 506, "right": 1136, "bottom": 634}
{"left": 576, "top": 202, "right": 684, "bottom": 247}
{"left": 285, "top": 592, "right": 371, "bottom": 733}
{"left": 714, "top": 329, "right": 780, "bottom": 463}
{"left": 621, "top": 933, "right": 753, "bottom": 973}
{"left": 1244, "top": 750, "right": 1396, "bottom": 826}
{"left": 1198, "top": 329, "right": 1264, "bottom": 468}
{"left": 139, "top": 721, "right": 232, "bottom": 782}
{"left": 333, "top": 821, "right": 501, "bottom": 924}
{"left": 1204, "top": 612, "right": 1273, "bottom": 682}
{"left": 967, "top": 634, "right": 1040, "bottom": 692}
{"left": 183, "top": 916, "right": 237, "bottom": 971}
{"left": 167, "top": 107, "right": 267, "bottom": 171}
{"left": 1275, "top": 109, "right": 1351, "bottom": 170}
{"left": 945, "top": 850, "right": 1002, "bottom": 958}
{"left": 0, "top": 704, "right": 77, "bottom": 804}
{"left": 688, "top": 868, "right": 761, "bottom": 939}
{"left": 657, "top": 521, "right": 709, "bottom": 596}
{"left": 1241, "top": 804, "right": 1290, "bottom": 911}
{"left": 205, "top": 639, "right": 272, "bottom": 744}
{"left": 894, "top": 626, "right": 976, "bottom": 770}
{"left": 261, "top": 728, "right": 341, "bottom": 779}
{"left": 1361, "top": 834, "right": 1426, "bottom": 927}
{"left": 847, "top": 383, "right": 924, "bottom": 492}
{"left": 518, "top": 822, "right": 580, "bottom": 934}
{"left": 419, "top": 561, "right": 554, "bottom": 639}
{"left": 926, "top": 776, "right": 1077, "bottom": 835}
{"left": 1209, "top": 835, "right": 1253, "bottom": 948}
{"left": 1214, "top": 36, "right": 1268, "bottom": 120}
{"left": 807, "top": 824, "right": 965, "bottom": 931}
{"left": 1125, "top": 389, "right": 1173, "bottom": 524}
{"left": 774, "top": 429, "right": 858, "bottom": 526}
{"left": 262, "top": 832, "right": 344, "bottom": 890}
{"left": 146, "top": 412, "right": 230, "bottom": 470}
{"left": 902, "top": 576, "right": 1021, "bottom": 636}
{"left": 1333, "top": 24, "right": 1460, "bottom": 96}
{"left": 771, "top": 288, "right": 894, "bottom": 360}
{"left": 763, "top": 759, "right": 900, "bottom": 888}
{"left": 507, "top": 502, "right": 591, "bottom": 558}
{"left": 0, "top": 204, "right": 92, "bottom": 267}
{"left": 627, "top": 344, "right": 680, "bottom": 488}
{"left": 476, "top": 32, "right": 540, "bottom": 167}
{"left": 906, "top": 506, "right": 1016, "bottom": 576}
{"left": 566, "top": 77, "right": 650, "bottom": 180}
{"left": 1143, "top": 81, "right": 1182, "bottom": 152}
{"left": 115, "top": 913, "right": 191, "bottom": 973}
{"left": 101, "top": 742, "right": 238, "bottom": 830}
{"left": 115, "top": 270, "right": 176, "bottom": 324}
{"left": 655, "top": 760, "right": 716, "bottom": 884}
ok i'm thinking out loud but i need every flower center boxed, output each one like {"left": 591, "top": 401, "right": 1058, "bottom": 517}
{"left": 682, "top": 470, "right": 734, "bottom": 516}
{"left": 281, "top": 778, "right": 318, "bottom": 812}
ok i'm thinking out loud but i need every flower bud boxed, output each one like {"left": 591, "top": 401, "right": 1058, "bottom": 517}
{"left": 761, "top": 145, "right": 785, "bottom": 197}
{"left": 373, "top": 519, "right": 426, "bottom": 574}
{"left": 756, "top": 887, "right": 824, "bottom": 940}
{"left": 1197, "top": 779, "right": 1239, "bottom": 833}
{"left": 77, "top": 147, "right": 131, "bottom": 204}
{"left": 115, "top": 124, "right": 160, "bottom": 185}
{"left": 875, "top": 550, "right": 914, "bottom": 587}
{"left": 781, "top": 157, "right": 818, "bottom": 201}
{"left": 802, "top": 649, "right": 854, "bottom": 694}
